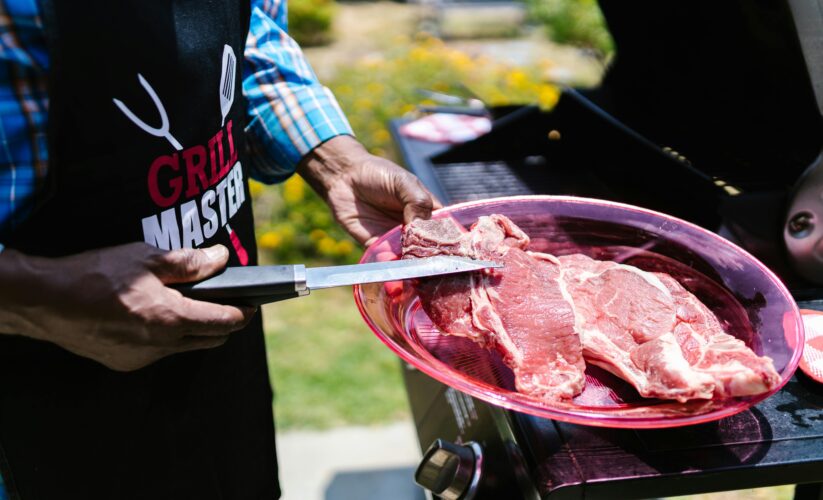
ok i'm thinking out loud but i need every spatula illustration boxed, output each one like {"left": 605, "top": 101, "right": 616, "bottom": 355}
{"left": 219, "top": 44, "right": 236, "bottom": 127}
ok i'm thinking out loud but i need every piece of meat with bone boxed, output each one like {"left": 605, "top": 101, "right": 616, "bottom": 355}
{"left": 654, "top": 273, "right": 781, "bottom": 397}
{"left": 401, "top": 218, "right": 480, "bottom": 342}
{"left": 555, "top": 253, "right": 716, "bottom": 403}
{"left": 402, "top": 215, "right": 586, "bottom": 401}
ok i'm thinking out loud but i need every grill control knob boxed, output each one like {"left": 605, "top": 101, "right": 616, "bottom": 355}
{"left": 414, "top": 439, "right": 483, "bottom": 500}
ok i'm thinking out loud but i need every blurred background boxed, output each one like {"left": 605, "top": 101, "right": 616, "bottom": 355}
{"left": 255, "top": 2, "right": 794, "bottom": 499}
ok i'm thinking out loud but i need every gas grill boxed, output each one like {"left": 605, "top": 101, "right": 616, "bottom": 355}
{"left": 389, "top": 2, "right": 823, "bottom": 498}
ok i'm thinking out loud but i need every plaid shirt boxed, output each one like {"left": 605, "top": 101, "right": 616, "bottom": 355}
{"left": 0, "top": 0, "right": 352, "bottom": 241}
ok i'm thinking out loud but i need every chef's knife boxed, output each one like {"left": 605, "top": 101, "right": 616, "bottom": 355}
{"left": 174, "top": 256, "right": 501, "bottom": 305}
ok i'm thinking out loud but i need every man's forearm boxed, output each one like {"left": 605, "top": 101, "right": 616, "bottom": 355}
{"left": 0, "top": 249, "right": 54, "bottom": 338}
{"left": 297, "top": 135, "right": 368, "bottom": 198}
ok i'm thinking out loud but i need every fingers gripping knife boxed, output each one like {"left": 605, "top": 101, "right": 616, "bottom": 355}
{"left": 174, "top": 256, "right": 501, "bottom": 305}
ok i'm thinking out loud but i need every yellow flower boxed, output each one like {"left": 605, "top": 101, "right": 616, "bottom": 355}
{"left": 309, "top": 229, "right": 327, "bottom": 242}
{"left": 505, "top": 70, "right": 529, "bottom": 90}
{"left": 486, "top": 89, "right": 509, "bottom": 106}
{"left": 537, "top": 84, "right": 560, "bottom": 109}
{"left": 335, "top": 240, "right": 355, "bottom": 256}
{"left": 317, "top": 236, "right": 337, "bottom": 256}
{"left": 279, "top": 225, "right": 296, "bottom": 240}
{"left": 259, "top": 231, "right": 282, "bottom": 249}
{"left": 366, "top": 82, "right": 384, "bottom": 95}
{"left": 372, "top": 129, "right": 390, "bottom": 145}
{"left": 354, "top": 98, "right": 373, "bottom": 112}
{"left": 448, "top": 51, "right": 473, "bottom": 72}
{"left": 283, "top": 175, "right": 305, "bottom": 204}
{"left": 409, "top": 46, "right": 430, "bottom": 63}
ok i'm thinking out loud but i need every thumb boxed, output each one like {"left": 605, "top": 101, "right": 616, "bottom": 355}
{"left": 150, "top": 245, "right": 229, "bottom": 284}
{"left": 399, "top": 176, "right": 436, "bottom": 224}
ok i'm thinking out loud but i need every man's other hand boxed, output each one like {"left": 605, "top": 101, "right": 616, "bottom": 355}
{"left": 297, "top": 135, "right": 443, "bottom": 246}
{"left": 0, "top": 243, "right": 254, "bottom": 371}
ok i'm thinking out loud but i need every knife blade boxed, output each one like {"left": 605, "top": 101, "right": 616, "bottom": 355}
{"left": 305, "top": 256, "right": 499, "bottom": 289}
{"left": 174, "top": 256, "right": 501, "bottom": 305}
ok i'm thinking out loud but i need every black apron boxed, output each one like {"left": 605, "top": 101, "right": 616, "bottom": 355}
{"left": 1, "top": 1, "right": 279, "bottom": 498}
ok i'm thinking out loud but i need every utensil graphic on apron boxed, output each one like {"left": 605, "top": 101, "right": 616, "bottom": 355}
{"left": 226, "top": 223, "right": 249, "bottom": 265}
{"left": 111, "top": 48, "right": 249, "bottom": 265}
{"left": 219, "top": 45, "right": 236, "bottom": 127}
{"left": 112, "top": 74, "right": 184, "bottom": 151}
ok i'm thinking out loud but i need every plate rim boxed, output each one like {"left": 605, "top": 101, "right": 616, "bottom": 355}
{"left": 354, "top": 195, "right": 805, "bottom": 428}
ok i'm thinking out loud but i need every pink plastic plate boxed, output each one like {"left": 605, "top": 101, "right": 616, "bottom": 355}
{"left": 354, "top": 196, "right": 804, "bottom": 428}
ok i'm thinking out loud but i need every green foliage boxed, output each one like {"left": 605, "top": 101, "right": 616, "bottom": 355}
{"left": 263, "top": 287, "right": 409, "bottom": 429}
{"left": 525, "top": 0, "right": 614, "bottom": 55}
{"left": 671, "top": 485, "right": 795, "bottom": 500}
{"left": 253, "top": 37, "right": 562, "bottom": 266}
{"left": 287, "top": 0, "right": 336, "bottom": 47}
{"left": 252, "top": 176, "right": 361, "bottom": 265}
{"left": 327, "top": 36, "right": 560, "bottom": 158}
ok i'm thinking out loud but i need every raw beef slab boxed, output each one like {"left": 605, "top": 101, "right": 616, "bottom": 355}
{"left": 402, "top": 215, "right": 586, "bottom": 401}
{"left": 556, "top": 254, "right": 716, "bottom": 402}
{"left": 556, "top": 253, "right": 779, "bottom": 400}
{"left": 402, "top": 215, "right": 781, "bottom": 403}
{"left": 655, "top": 273, "right": 781, "bottom": 397}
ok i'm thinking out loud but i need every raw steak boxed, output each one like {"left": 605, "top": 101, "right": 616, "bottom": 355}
{"left": 556, "top": 254, "right": 779, "bottom": 400}
{"left": 402, "top": 215, "right": 586, "bottom": 401}
{"left": 556, "top": 254, "right": 716, "bottom": 402}
{"left": 655, "top": 273, "right": 781, "bottom": 397}
{"left": 403, "top": 215, "right": 780, "bottom": 403}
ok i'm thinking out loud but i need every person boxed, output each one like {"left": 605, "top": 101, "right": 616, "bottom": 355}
{"left": 0, "top": 0, "right": 438, "bottom": 498}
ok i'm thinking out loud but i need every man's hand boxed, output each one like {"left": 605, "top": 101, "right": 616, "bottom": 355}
{"left": 297, "top": 135, "right": 442, "bottom": 246}
{"left": 0, "top": 243, "right": 254, "bottom": 371}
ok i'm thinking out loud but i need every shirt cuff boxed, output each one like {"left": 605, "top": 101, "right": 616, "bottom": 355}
{"left": 245, "top": 83, "right": 354, "bottom": 184}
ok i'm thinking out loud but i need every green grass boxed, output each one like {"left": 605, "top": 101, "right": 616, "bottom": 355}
{"left": 262, "top": 286, "right": 410, "bottom": 430}
{"left": 669, "top": 485, "right": 794, "bottom": 500}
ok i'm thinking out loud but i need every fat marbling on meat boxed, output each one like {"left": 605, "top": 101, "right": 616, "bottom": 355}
{"left": 556, "top": 253, "right": 716, "bottom": 402}
{"left": 655, "top": 272, "right": 781, "bottom": 397}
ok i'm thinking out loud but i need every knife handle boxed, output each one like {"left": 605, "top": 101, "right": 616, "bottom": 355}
{"left": 172, "top": 265, "right": 307, "bottom": 305}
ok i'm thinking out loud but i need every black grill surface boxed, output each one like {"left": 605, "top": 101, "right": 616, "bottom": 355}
{"left": 432, "top": 158, "right": 562, "bottom": 204}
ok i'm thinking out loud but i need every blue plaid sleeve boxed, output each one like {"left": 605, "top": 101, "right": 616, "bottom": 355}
{"left": 0, "top": 0, "right": 49, "bottom": 240}
{"left": 243, "top": 0, "right": 353, "bottom": 184}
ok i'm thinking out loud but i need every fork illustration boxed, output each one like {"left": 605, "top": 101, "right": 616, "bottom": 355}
{"left": 113, "top": 74, "right": 183, "bottom": 151}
